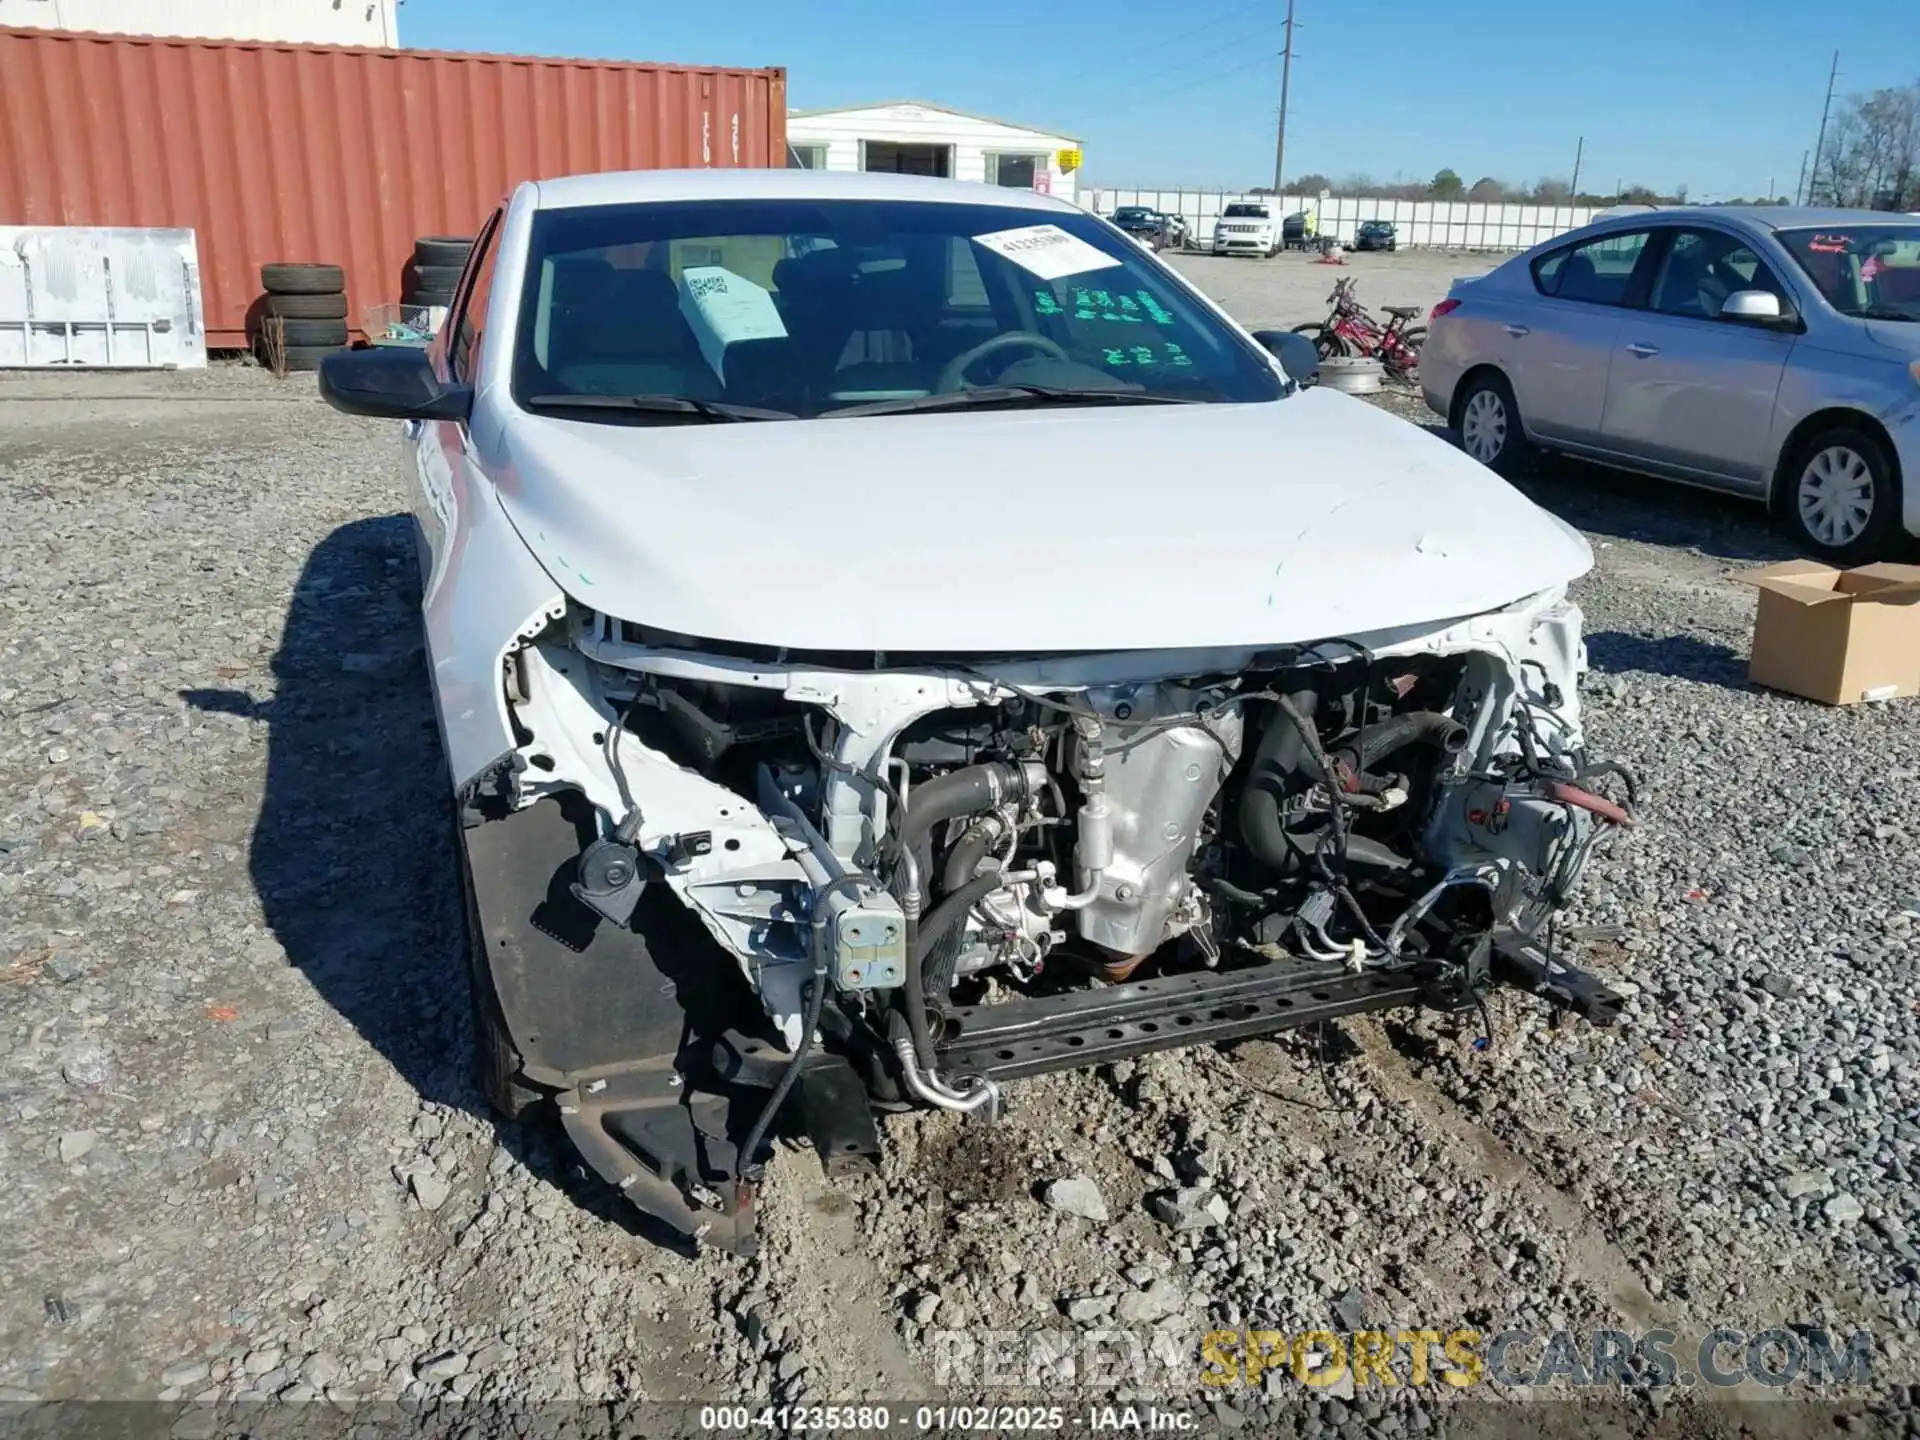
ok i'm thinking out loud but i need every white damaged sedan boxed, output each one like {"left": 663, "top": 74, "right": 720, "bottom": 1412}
{"left": 320, "top": 169, "right": 1635, "bottom": 1251}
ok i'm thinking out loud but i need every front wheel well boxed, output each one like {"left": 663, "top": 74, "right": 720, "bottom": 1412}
{"left": 1768, "top": 408, "right": 1903, "bottom": 517}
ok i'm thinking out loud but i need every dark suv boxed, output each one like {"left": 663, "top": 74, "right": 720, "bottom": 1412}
{"left": 1355, "top": 220, "right": 1398, "bottom": 252}
{"left": 1110, "top": 206, "right": 1186, "bottom": 251}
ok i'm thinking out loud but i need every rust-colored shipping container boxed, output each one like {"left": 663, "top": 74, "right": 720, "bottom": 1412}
{"left": 0, "top": 27, "right": 787, "bottom": 345}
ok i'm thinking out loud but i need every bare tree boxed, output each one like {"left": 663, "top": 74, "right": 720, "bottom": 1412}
{"left": 1817, "top": 81, "right": 1920, "bottom": 209}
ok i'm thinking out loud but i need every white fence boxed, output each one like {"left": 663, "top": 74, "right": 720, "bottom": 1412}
{"left": 1082, "top": 189, "right": 1600, "bottom": 252}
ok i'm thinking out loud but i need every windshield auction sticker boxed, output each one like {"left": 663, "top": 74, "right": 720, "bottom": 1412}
{"left": 677, "top": 265, "right": 788, "bottom": 381}
{"left": 973, "top": 224, "right": 1124, "bottom": 281}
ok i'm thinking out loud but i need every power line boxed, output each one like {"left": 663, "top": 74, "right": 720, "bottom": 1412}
{"left": 1054, "top": 0, "right": 1269, "bottom": 89}
{"left": 1157, "top": 50, "right": 1277, "bottom": 100}
{"left": 1123, "top": 20, "right": 1286, "bottom": 92}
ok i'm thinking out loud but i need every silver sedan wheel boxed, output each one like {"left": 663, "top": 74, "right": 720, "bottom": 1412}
{"left": 1797, "top": 445, "right": 1875, "bottom": 547}
{"left": 1461, "top": 389, "right": 1507, "bottom": 464}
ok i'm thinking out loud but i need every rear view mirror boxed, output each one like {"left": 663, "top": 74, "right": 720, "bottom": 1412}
{"left": 318, "top": 345, "right": 472, "bottom": 421}
{"left": 1721, "top": 289, "right": 1785, "bottom": 324}
{"left": 1251, "top": 329, "right": 1320, "bottom": 386}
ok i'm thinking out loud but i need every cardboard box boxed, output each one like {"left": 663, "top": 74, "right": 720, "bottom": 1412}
{"left": 1737, "top": 560, "right": 1920, "bottom": 704}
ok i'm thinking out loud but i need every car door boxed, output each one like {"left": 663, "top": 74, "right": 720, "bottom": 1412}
{"left": 1507, "top": 227, "right": 1656, "bottom": 446}
{"left": 413, "top": 207, "right": 503, "bottom": 604}
{"left": 1598, "top": 226, "right": 1797, "bottom": 490}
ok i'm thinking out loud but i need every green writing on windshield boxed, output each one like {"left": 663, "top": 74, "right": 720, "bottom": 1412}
{"left": 1135, "top": 291, "right": 1177, "bottom": 325}
{"left": 1061, "top": 286, "right": 1176, "bottom": 326}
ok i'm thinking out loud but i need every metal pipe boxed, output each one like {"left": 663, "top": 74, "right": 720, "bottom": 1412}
{"left": 888, "top": 1016, "right": 1000, "bottom": 1117}
{"left": 1384, "top": 863, "right": 1505, "bottom": 957}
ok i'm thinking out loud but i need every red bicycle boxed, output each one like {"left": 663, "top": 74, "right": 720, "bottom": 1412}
{"left": 1292, "top": 277, "right": 1425, "bottom": 381}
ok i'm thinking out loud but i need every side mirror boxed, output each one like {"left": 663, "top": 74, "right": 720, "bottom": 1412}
{"left": 318, "top": 345, "right": 472, "bottom": 421}
{"left": 1251, "top": 329, "right": 1320, "bottom": 386}
{"left": 1721, "top": 289, "right": 1785, "bottom": 324}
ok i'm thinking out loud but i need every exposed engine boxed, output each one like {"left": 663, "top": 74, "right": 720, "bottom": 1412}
{"left": 457, "top": 588, "right": 1639, "bottom": 1251}
{"left": 501, "top": 591, "right": 1634, "bottom": 1133}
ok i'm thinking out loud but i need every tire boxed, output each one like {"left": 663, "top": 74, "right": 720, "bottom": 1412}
{"left": 1293, "top": 322, "right": 1349, "bottom": 360}
{"left": 1781, "top": 426, "right": 1901, "bottom": 563}
{"left": 263, "top": 291, "right": 347, "bottom": 320}
{"left": 413, "top": 235, "right": 474, "bottom": 268}
{"left": 456, "top": 829, "right": 545, "bottom": 1121}
{"left": 1454, "top": 371, "right": 1533, "bottom": 477}
{"left": 1384, "top": 325, "right": 1426, "bottom": 381}
{"left": 406, "top": 262, "right": 465, "bottom": 295}
{"left": 279, "top": 343, "right": 347, "bottom": 372}
{"left": 272, "top": 318, "right": 349, "bottom": 347}
{"left": 261, "top": 262, "right": 345, "bottom": 294}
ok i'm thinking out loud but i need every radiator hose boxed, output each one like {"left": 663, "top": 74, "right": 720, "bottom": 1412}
{"left": 1240, "top": 698, "right": 1466, "bottom": 874}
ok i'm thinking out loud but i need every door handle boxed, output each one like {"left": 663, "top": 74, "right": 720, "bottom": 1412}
{"left": 1505, "top": 324, "right": 1530, "bottom": 338}
{"left": 1627, "top": 342, "right": 1660, "bottom": 357}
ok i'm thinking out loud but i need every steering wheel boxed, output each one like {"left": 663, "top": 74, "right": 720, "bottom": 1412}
{"left": 936, "top": 332, "right": 1070, "bottom": 392}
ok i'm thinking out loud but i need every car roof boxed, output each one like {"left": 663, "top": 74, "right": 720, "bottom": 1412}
{"left": 1574, "top": 204, "right": 1919, "bottom": 234}
{"left": 530, "top": 167, "right": 1082, "bottom": 214}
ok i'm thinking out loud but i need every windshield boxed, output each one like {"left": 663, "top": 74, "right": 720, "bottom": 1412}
{"left": 1776, "top": 225, "right": 1920, "bottom": 320}
{"left": 1222, "top": 205, "right": 1269, "bottom": 219}
{"left": 1113, "top": 208, "right": 1153, "bottom": 222}
{"left": 510, "top": 198, "right": 1283, "bottom": 419}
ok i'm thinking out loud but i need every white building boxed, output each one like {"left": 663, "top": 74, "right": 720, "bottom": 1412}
{"left": 0, "top": 0, "right": 399, "bottom": 46}
{"left": 786, "top": 101, "right": 1082, "bottom": 206}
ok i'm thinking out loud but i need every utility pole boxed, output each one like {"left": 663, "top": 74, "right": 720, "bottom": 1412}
{"left": 1808, "top": 51, "right": 1839, "bottom": 205}
{"left": 1569, "top": 136, "right": 1584, "bottom": 199}
{"left": 1794, "top": 150, "right": 1808, "bottom": 206}
{"left": 1272, "top": 0, "right": 1296, "bottom": 195}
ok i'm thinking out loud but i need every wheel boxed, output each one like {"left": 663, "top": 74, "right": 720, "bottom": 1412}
{"left": 1782, "top": 427, "right": 1900, "bottom": 563}
{"left": 413, "top": 235, "right": 474, "bottom": 268}
{"left": 1385, "top": 325, "right": 1426, "bottom": 380}
{"left": 457, "top": 827, "right": 546, "bottom": 1121}
{"left": 278, "top": 343, "right": 347, "bottom": 372}
{"left": 1292, "top": 322, "right": 1349, "bottom": 360}
{"left": 1455, "top": 372, "right": 1533, "bottom": 477}
{"left": 272, "top": 318, "right": 349, "bottom": 347}
{"left": 263, "top": 291, "right": 347, "bottom": 320}
{"left": 262, "top": 262, "right": 345, "bottom": 295}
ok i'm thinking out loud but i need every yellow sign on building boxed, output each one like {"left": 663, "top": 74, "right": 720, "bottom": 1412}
{"left": 1057, "top": 148, "right": 1082, "bottom": 173}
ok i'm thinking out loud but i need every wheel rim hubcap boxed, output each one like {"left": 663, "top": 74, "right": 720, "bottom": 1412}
{"left": 1797, "top": 446, "right": 1873, "bottom": 546}
{"left": 1462, "top": 391, "right": 1506, "bottom": 462}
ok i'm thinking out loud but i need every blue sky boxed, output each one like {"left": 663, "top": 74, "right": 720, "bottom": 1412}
{"left": 400, "top": 0, "right": 1916, "bottom": 200}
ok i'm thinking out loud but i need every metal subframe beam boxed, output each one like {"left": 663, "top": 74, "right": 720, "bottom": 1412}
{"left": 934, "top": 960, "right": 1429, "bottom": 1081}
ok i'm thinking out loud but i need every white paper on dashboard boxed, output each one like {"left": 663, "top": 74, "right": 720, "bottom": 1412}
{"left": 971, "top": 224, "right": 1124, "bottom": 282}
{"left": 677, "top": 266, "right": 788, "bottom": 381}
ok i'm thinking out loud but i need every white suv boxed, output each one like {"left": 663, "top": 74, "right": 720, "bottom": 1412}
{"left": 1213, "top": 201, "right": 1279, "bottom": 258}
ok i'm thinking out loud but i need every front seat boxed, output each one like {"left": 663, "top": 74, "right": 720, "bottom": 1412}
{"left": 550, "top": 267, "right": 719, "bottom": 398}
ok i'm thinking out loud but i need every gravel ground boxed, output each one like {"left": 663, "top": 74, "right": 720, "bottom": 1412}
{"left": 1162, "top": 249, "right": 1496, "bottom": 331}
{"left": 3, "top": 316, "right": 1917, "bottom": 1435}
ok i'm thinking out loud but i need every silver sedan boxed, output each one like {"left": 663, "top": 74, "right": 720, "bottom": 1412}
{"left": 1422, "top": 207, "right": 1920, "bottom": 560}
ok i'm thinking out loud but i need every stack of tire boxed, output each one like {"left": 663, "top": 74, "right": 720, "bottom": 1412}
{"left": 259, "top": 262, "right": 348, "bottom": 372}
{"left": 404, "top": 236, "right": 473, "bottom": 312}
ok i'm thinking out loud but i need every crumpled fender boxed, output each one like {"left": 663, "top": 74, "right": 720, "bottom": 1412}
{"left": 421, "top": 475, "right": 564, "bottom": 795}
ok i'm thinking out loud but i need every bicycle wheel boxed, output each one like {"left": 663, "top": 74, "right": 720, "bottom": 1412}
{"left": 1293, "top": 322, "right": 1349, "bottom": 360}
{"left": 1385, "top": 325, "right": 1426, "bottom": 379}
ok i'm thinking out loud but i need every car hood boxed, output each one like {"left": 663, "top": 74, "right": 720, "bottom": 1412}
{"left": 488, "top": 388, "right": 1593, "bottom": 653}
